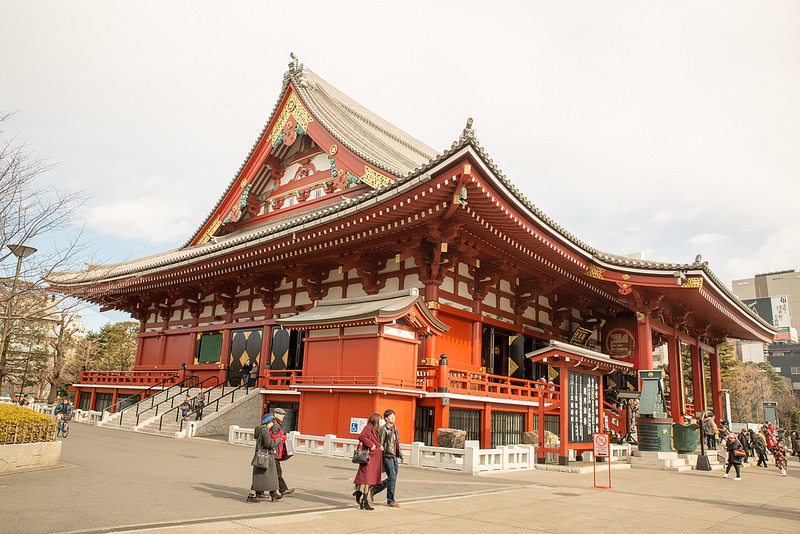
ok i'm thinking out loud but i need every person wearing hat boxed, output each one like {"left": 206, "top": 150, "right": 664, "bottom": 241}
{"left": 267, "top": 407, "right": 295, "bottom": 497}
{"left": 246, "top": 415, "right": 282, "bottom": 502}
{"left": 724, "top": 432, "right": 744, "bottom": 480}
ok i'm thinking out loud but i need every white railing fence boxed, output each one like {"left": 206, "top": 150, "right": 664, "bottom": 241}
{"left": 228, "top": 426, "right": 537, "bottom": 474}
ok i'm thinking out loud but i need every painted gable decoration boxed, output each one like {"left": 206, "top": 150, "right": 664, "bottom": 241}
{"left": 267, "top": 92, "right": 313, "bottom": 148}
{"left": 193, "top": 65, "right": 414, "bottom": 246}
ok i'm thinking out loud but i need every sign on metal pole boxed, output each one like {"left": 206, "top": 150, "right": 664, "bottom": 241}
{"left": 592, "top": 433, "right": 612, "bottom": 489}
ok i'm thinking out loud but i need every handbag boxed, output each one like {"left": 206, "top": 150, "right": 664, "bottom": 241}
{"left": 352, "top": 447, "right": 370, "bottom": 464}
{"left": 251, "top": 442, "right": 271, "bottom": 468}
{"left": 734, "top": 449, "right": 746, "bottom": 457}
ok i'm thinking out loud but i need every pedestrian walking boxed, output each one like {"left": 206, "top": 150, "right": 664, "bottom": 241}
{"left": 246, "top": 419, "right": 283, "bottom": 502}
{"left": 266, "top": 407, "right": 295, "bottom": 498}
{"left": 751, "top": 429, "right": 769, "bottom": 468}
{"left": 241, "top": 360, "right": 253, "bottom": 391}
{"left": 772, "top": 436, "right": 788, "bottom": 476}
{"left": 738, "top": 428, "right": 751, "bottom": 462}
{"left": 702, "top": 413, "right": 718, "bottom": 449}
{"left": 353, "top": 413, "right": 382, "bottom": 510}
{"left": 790, "top": 431, "right": 800, "bottom": 457}
{"left": 194, "top": 389, "right": 205, "bottom": 421}
{"left": 723, "top": 432, "right": 744, "bottom": 480}
{"left": 179, "top": 395, "right": 192, "bottom": 422}
{"left": 371, "top": 409, "right": 404, "bottom": 507}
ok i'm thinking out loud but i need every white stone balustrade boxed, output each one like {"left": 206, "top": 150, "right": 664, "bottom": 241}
{"left": 228, "top": 427, "right": 537, "bottom": 474}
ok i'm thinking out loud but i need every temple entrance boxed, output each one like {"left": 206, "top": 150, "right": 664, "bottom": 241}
{"left": 227, "top": 328, "right": 262, "bottom": 387}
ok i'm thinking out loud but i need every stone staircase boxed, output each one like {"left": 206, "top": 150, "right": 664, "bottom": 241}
{"left": 99, "top": 386, "right": 256, "bottom": 438}
{"left": 629, "top": 450, "right": 693, "bottom": 472}
{"left": 629, "top": 447, "right": 759, "bottom": 473}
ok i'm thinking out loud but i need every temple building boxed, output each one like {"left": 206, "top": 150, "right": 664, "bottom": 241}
{"left": 47, "top": 56, "right": 775, "bottom": 459}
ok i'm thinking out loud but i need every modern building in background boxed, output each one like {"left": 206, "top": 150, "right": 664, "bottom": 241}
{"left": 766, "top": 343, "right": 800, "bottom": 400}
{"left": 732, "top": 270, "right": 800, "bottom": 342}
{"left": 732, "top": 270, "right": 800, "bottom": 398}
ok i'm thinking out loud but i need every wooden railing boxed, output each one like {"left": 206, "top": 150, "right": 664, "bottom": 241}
{"left": 292, "top": 375, "right": 422, "bottom": 390}
{"left": 417, "top": 366, "right": 560, "bottom": 404}
{"left": 603, "top": 401, "right": 625, "bottom": 438}
{"left": 79, "top": 370, "right": 181, "bottom": 387}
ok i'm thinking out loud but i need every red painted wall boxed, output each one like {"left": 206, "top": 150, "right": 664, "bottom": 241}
{"left": 436, "top": 312, "right": 476, "bottom": 369}
{"left": 138, "top": 336, "right": 160, "bottom": 367}
{"left": 163, "top": 333, "right": 193, "bottom": 366}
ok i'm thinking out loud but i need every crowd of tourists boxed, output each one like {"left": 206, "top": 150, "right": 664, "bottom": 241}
{"left": 703, "top": 414, "right": 795, "bottom": 479}
{"left": 246, "top": 407, "right": 404, "bottom": 509}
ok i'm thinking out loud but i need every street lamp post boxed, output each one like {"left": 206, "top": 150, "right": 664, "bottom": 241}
{"left": 0, "top": 244, "right": 37, "bottom": 393}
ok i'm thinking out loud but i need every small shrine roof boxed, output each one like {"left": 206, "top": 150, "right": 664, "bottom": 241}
{"left": 276, "top": 288, "right": 450, "bottom": 332}
{"left": 526, "top": 340, "right": 633, "bottom": 371}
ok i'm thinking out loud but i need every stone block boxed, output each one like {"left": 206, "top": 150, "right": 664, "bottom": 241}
{"left": 0, "top": 441, "right": 61, "bottom": 474}
{"left": 523, "top": 430, "right": 558, "bottom": 445}
{"left": 436, "top": 428, "right": 466, "bottom": 449}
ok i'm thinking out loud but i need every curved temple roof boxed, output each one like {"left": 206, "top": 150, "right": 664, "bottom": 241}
{"left": 45, "top": 56, "right": 775, "bottom": 342}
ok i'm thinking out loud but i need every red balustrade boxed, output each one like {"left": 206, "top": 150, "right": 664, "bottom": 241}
{"left": 79, "top": 370, "right": 180, "bottom": 387}
{"left": 416, "top": 366, "right": 559, "bottom": 404}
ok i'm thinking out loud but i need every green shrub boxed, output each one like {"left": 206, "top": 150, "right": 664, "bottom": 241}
{"left": 0, "top": 404, "right": 56, "bottom": 444}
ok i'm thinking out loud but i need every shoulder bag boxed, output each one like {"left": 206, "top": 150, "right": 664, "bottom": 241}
{"left": 352, "top": 447, "right": 370, "bottom": 464}
{"left": 251, "top": 439, "right": 271, "bottom": 468}
{"left": 352, "top": 438, "right": 370, "bottom": 464}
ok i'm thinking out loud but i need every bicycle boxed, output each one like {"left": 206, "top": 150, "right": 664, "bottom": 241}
{"left": 56, "top": 413, "right": 71, "bottom": 438}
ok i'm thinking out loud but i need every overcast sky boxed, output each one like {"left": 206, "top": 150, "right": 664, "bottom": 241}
{"left": 2, "top": 1, "right": 799, "bottom": 332}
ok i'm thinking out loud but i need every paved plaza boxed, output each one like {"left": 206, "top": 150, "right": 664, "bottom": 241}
{"left": 1, "top": 423, "right": 799, "bottom": 533}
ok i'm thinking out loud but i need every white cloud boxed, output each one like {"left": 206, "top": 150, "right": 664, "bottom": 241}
{"left": 81, "top": 196, "right": 195, "bottom": 244}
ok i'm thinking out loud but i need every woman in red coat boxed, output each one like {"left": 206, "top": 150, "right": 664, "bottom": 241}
{"left": 353, "top": 413, "right": 383, "bottom": 510}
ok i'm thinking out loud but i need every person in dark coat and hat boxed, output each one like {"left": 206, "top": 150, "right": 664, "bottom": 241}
{"left": 352, "top": 413, "right": 383, "bottom": 510}
{"left": 246, "top": 421, "right": 283, "bottom": 502}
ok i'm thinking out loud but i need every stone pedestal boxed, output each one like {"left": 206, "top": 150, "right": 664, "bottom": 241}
{"left": 636, "top": 416, "right": 673, "bottom": 452}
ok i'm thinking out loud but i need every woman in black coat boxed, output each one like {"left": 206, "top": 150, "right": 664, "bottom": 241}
{"left": 724, "top": 433, "right": 744, "bottom": 480}
{"left": 750, "top": 429, "right": 768, "bottom": 468}
{"left": 737, "top": 429, "right": 751, "bottom": 461}
{"left": 247, "top": 424, "right": 283, "bottom": 502}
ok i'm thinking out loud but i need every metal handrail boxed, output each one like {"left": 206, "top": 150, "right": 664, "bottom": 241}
{"left": 103, "top": 373, "right": 179, "bottom": 417}
{"left": 164, "top": 374, "right": 259, "bottom": 433}
{"left": 135, "top": 374, "right": 220, "bottom": 426}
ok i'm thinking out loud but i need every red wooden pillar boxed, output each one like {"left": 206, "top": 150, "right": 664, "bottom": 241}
{"left": 482, "top": 403, "right": 492, "bottom": 449}
{"left": 558, "top": 361, "right": 569, "bottom": 465}
{"left": 219, "top": 328, "right": 232, "bottom": 385}
{"left": 598, "top": 372, "right": 606, "bottom": 432}
{"left": 709, "top": 346, "right": 722, "bottom": 424}
{"left": 471, "top": 319, "right": 481, "bottom": 368}
{"left": 635, "top": 314, "right": 654, "bottom": 371}
{"left": 110, "top": 389, "right": 119, "bottom": 413}
{"left": 434, "top": 355, "right": 449, "bottom": 445}
{"left": 690, "top": 344, "right": 705, "bottom": 416}
{"left": 89, "top": 389, "right": 97, "bottom": 411}
{"left": 259, "top": 325, "right": 272, "bottom": 388}
{"left": 538, "top": 405, "right": 546, "bottom": 463}
{"left": 667, "top": 333, "right": 684, "bottom": 423}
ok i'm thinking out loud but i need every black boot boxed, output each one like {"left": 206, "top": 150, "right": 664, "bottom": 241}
{"left": 361, "top": 494, "right": 373, "bottom": 510}
{"left": 353, "top": 490, "right": 363, "bottom": 504}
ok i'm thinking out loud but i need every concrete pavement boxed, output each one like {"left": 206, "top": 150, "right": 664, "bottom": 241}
{"left": 1, "top": 423, "right": 799, "bottom": 533}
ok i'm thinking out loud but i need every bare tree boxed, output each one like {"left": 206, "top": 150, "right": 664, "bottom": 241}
{"left": 44, "top": 305, "right": 85, "bottom": 402}
{"left": 0, "top": 111, "right": 89, "bottom": 390}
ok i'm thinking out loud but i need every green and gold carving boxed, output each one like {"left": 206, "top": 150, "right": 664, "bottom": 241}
{"left": 267, "top": 92, "right": 314, "bottom": 147}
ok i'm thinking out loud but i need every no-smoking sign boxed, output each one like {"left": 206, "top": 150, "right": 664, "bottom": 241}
{"left": 593, "top": 433, "right": 609, "bottom": 457}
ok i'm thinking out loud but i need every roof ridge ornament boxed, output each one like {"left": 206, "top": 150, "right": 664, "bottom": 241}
{"left": 460, "top": 117, "right": 475, "bottom": 142}
{"left": 286, "top": 52, "right": 309, "bottom": 88}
